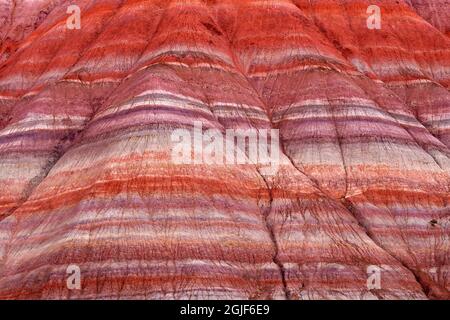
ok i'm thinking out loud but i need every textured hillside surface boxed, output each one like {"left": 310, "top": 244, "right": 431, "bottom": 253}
{"left": 0, "top": 0, "right": 449, "bottom": 300}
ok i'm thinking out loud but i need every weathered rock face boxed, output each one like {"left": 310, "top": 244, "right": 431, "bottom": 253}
{"left": 406, "top": 0, "right": 450, "bottom": 37}
{"left": 0, "top": 0, "right": 448, "bottom": 300}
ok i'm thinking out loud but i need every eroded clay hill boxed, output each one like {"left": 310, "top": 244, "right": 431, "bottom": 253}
{"left": 0, "top": 0, "right": 449, "bottom": 299}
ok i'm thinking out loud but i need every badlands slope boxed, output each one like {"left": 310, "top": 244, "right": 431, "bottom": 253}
{"left": 0, "top": 0, "right": 449, "bottom": 299}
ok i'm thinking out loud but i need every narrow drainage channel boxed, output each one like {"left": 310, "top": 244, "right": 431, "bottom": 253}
{"left": 257, "top": 168, "right": 291, "bottom": 300}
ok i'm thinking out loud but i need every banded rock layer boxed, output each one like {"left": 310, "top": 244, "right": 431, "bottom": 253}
{"left": 0, "top": 0, "right": 449, "bottom": 299}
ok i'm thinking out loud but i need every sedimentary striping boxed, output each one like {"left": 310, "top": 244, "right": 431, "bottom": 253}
{"left": 0, "top": 0, "right": 448, "bottom": 299}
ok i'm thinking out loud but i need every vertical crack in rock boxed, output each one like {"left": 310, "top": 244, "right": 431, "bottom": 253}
{"left": 278, "top": 136, "right": 434, "bottom": 299}
{"left": 256, "top": 168, "right": 291, "bottom": 300}
{"left": 175, "top": 53, "right": 290, "bottom": 299}
{"left": 288, "top": 2, "right": 449, "bottom": 299}
{"left": 200, "top": 8, "right": 295, "bottom": 297}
